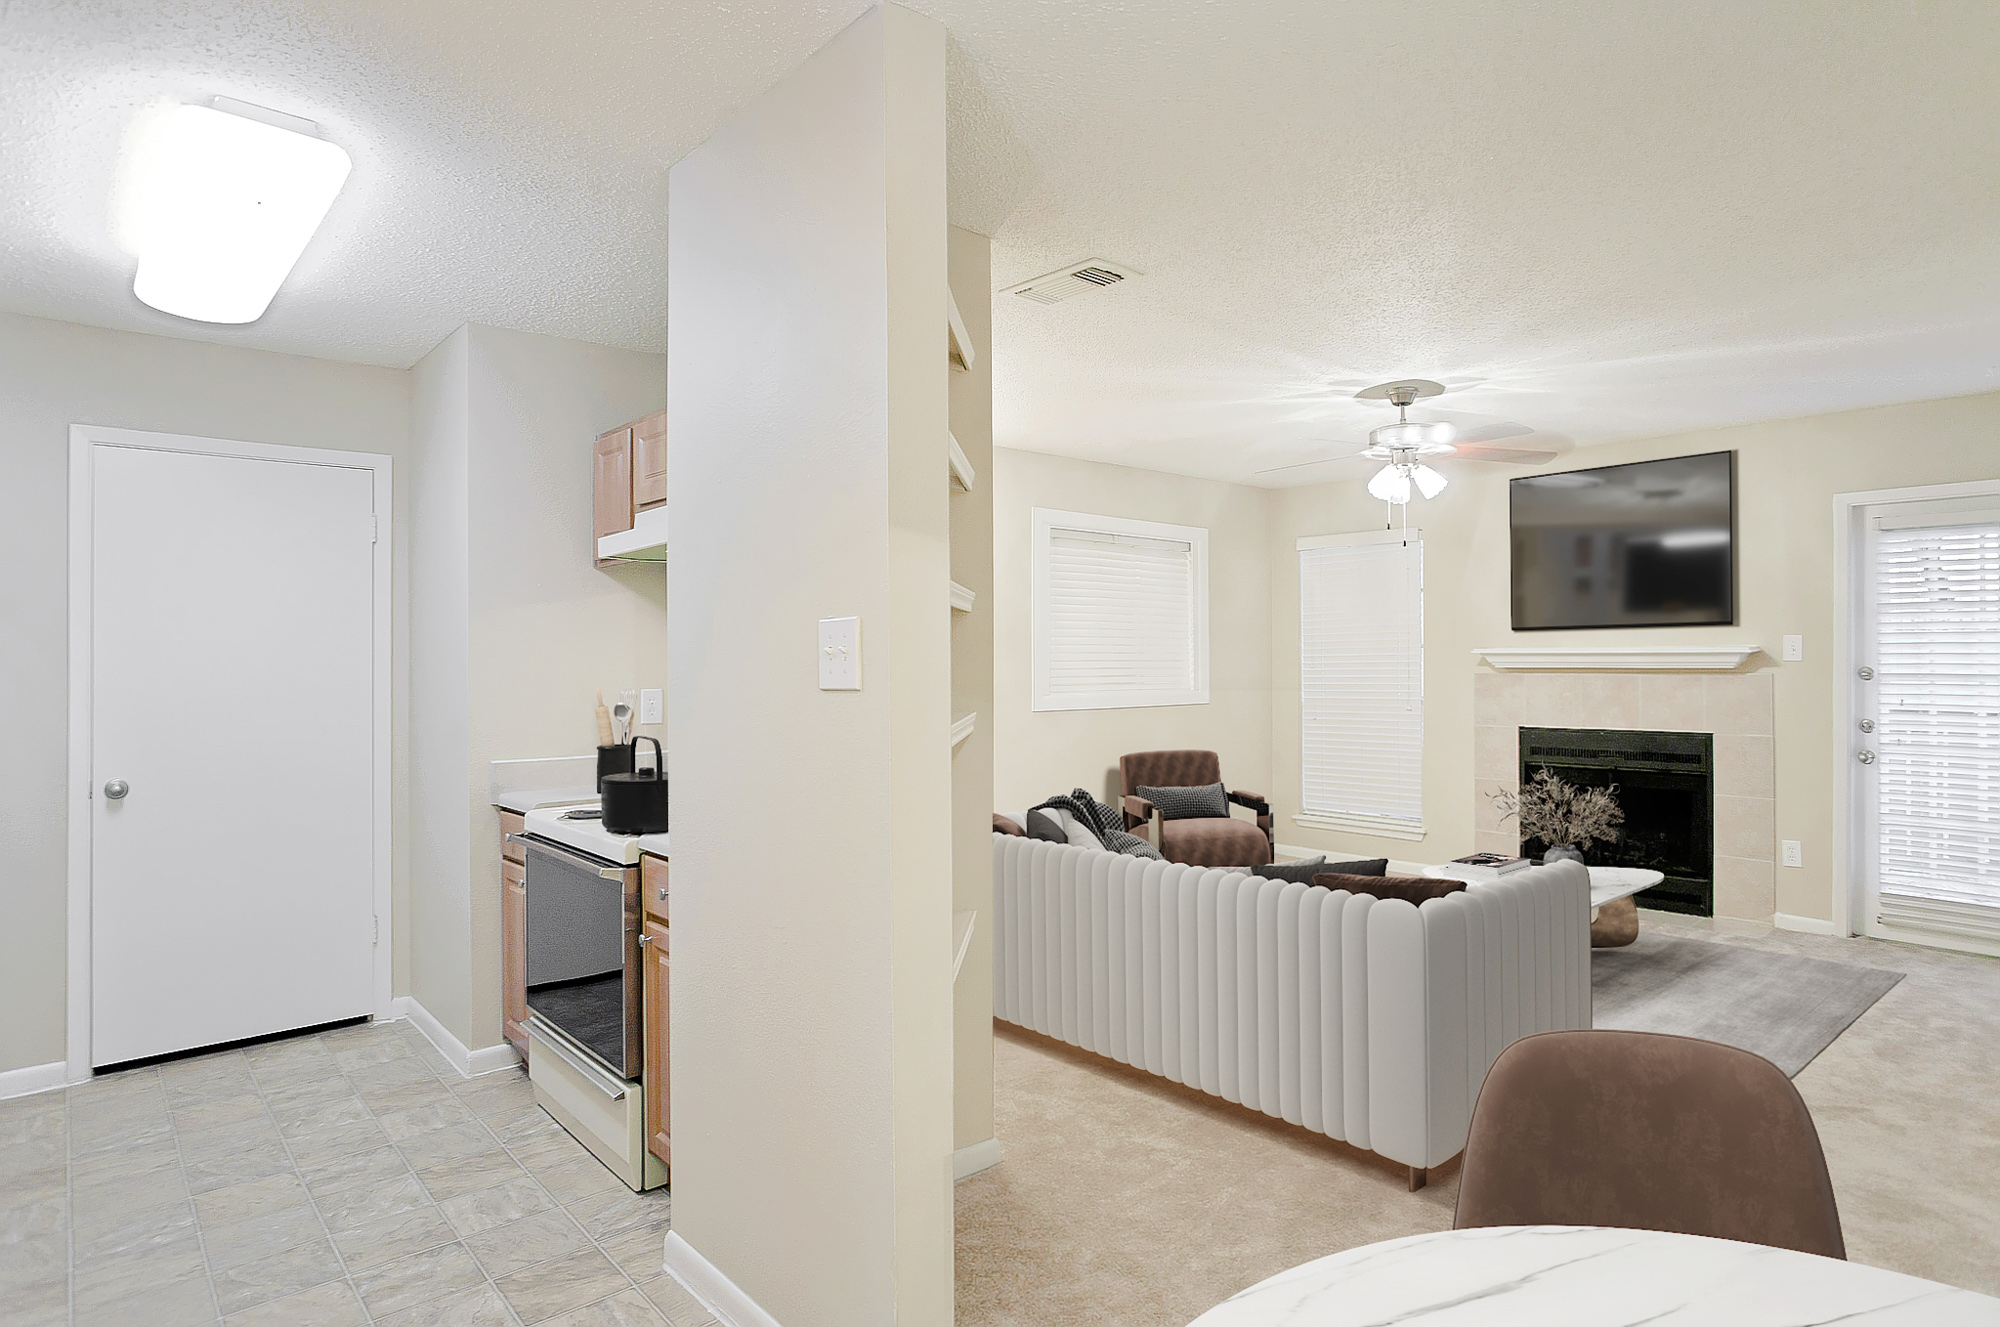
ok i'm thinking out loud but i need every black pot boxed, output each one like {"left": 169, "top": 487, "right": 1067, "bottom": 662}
{"left": 601, "top": 736, "right": 668, "bottom": 835}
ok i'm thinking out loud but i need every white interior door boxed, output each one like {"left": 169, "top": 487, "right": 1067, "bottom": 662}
{"left": 90, "top": 441, "right": 378, "bottom": 1066}
{"left": 1855, "top": 497, "right": 2000, "bottom": 954}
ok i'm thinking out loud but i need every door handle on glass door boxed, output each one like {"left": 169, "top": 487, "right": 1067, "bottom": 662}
{"left": 103, "top": 780, "right": 129, "bottom": 799}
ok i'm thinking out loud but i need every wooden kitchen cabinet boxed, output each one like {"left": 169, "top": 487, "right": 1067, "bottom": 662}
{"left": 643, "top": 917, "right": 670, "bottom": 1166}
{"left": 594, "top": 425, "right": 634, "bottom": 541}
{"left": 632, "top": 410, "right": 667, "bottom": 510}
{"left": 502, "top": 858, "right": 527, "bottom": 1056}
{"left": 641, "top": 853, "right": 669, "bottom": 928}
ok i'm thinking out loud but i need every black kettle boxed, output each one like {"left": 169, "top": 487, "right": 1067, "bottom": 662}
{"left": 601, "top": 735, "right": 669, "bottom": 835}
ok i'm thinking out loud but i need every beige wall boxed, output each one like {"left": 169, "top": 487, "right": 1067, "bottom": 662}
{"left": 665, "top": 7, "right": 954, "bottom": 1323}
{"left": 949, "top": 227, "right": 997, "bottom": 1155}
{"left": 1268, "top": 390, "right": 2000, "bottom": 924}
{"left": 992, "top": 448, "right": 1274, "bottom": 815}
{"left": 0, "top": 311, "right": 412, "bottom": 1077}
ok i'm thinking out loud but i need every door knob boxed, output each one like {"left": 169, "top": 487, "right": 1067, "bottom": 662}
{"left": 1856, "top": 750, "right": 1877, "bottom": 765}
{"left": 103, "top": 779, "right": 129, "bottom": 800}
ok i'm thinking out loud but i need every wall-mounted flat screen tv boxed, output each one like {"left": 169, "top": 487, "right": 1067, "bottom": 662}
{"left": 1510, "top": 450, "right": 1735, "bottom": 630}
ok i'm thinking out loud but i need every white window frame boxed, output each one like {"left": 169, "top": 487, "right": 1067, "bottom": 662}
{"left": 1031, "top": 507, "right": 1210, "bottom": 711}
{"left": 1294, "top": 528, "right": 1426, "bottom": 841}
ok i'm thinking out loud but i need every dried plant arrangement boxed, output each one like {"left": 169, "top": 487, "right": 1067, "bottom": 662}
{"left": 1489, "top": 767, "right": 1625, "bottom": 850}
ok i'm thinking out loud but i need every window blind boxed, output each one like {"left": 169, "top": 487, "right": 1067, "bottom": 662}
{"left": 1299, "top": 533, "right": 1424, "bottom": 835}
{"left": 1873, "top": 518, "right": 2000, "bottom": 930}
{"left": 1033, "top": 511, "right": 1208, "bottom": 710}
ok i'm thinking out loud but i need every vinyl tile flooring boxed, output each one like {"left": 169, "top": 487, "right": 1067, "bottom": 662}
{"left": 0, "top": 1019, "right": 714, "bottom": 1327}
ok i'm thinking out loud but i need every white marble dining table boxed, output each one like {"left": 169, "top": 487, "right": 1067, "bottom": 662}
{"left": 1185, "top": 1226, "right": 2000, "bottom": 1325}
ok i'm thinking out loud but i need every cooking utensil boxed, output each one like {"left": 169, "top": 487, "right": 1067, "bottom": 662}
{"left": 612, "top": 701, "right": 632, "bottom": 745}
{"left": 595, "top": 690, "right": 614, "bottom": 747}
{"left": 600, "top": 736, "right": 668, "bottom": 835}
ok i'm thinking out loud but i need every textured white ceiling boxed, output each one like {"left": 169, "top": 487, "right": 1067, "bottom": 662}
{"left": 6, "top": 2, "right": 2000, "bottom": 484}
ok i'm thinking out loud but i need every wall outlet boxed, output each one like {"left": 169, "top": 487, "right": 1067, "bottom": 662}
{"left": 1782, "top": 634, "right": 1804, "bottom": 661}
{"left": 639, "top": 688, "right": 663, "bottom": 725}
{"left": 819, "top": 617, "right": 861, "bottom": 691}
{"left": 1781, "top": 840, "right": 1803, "bottom": 868}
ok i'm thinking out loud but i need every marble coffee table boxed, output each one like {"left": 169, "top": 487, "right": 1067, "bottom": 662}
{"left": 1423, "top": 863, "right": 1663, "bottom": 947}
{"left": 1186, "top": 1226, "right": 2000, "bottom": 1325}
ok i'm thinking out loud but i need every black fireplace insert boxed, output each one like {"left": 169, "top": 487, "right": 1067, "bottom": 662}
{"left": 1516, "top": 726, "right": 1714, "bottom": 916}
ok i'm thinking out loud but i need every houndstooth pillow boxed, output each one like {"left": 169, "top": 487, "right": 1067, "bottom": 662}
{"left": 1136, "top": 781, "right": 1229, "bottom": 820}
{"left": 1105, "top": 829, "right": 1163, "bottom": 860}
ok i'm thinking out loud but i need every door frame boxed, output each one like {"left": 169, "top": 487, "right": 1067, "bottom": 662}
{"left": 66, "top": 424, "right": 394, "bottom": 1080}
{"left": 1833, "top": 476, "right": 2000, "bottom": 947}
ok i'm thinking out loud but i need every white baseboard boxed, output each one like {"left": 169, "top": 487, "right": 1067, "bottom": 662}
{"left": 1775, "top": 912, "right": 1841, "bottom": 936}
{"left": 0, "top": 1060, "right": 71, "bottom": 1102}
{"left": 662, "top": 1231, "right": 783, "bottom": 1327}
{"left": 388, "top": 996, "right": 522, "bottom": 1079}
{"left": 953, "top": 1137, "right": 1002, "bottom": 1182}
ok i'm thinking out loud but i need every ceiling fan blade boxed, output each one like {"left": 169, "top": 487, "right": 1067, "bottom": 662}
{"left": 1449, "top": 422, "right": 1534, "bottom": 446}
{"left": 1450, "top": 443, "right": 1561, "bottom": 465}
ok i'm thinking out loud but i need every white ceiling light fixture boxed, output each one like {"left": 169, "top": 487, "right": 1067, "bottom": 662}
{"left": 1357, "top": 379, "right": 1457, "bottom": 508}
{"left": 126, "top": 98, "right": 352, "bottom": 324}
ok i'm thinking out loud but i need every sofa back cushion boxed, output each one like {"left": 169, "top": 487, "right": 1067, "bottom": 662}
{"left": 1137, "top": 781, "right": 1229, "bottom": 820}
{"left": 1313, "top": 872, "right": 1467, "bottom": 904}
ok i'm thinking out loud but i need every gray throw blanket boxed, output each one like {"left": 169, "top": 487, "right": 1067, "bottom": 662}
{"left": 1030, "top": 788, "right": 1163, "bottom": 860}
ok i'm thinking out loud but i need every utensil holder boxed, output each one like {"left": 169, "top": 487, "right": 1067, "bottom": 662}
{"left": 597, "top": 743, "right": 634, "bottom": 790}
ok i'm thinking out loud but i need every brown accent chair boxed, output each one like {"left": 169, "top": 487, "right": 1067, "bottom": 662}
{"left": 1119, "top": 750, "right": 1272, "bottom": 868}
{"left": 1454, "top": 1030, "right": 1845, "bottom": 1259}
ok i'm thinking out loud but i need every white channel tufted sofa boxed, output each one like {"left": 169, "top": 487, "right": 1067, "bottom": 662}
{"left": 990, "top": 835, "right": 1592, "bottom": 1187}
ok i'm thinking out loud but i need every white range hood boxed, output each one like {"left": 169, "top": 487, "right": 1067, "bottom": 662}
{"left": 597, "top": 506, "right": 668, "bottom": 562}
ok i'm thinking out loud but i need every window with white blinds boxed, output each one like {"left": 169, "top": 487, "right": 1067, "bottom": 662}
{"left": 1297, "top": 530, "right": 1424, "bottom": 839}
{"left": 1031, "top": 508, "right": 1209, "bottom": 711}
{"left": 1871, "top": 515, "right": 2000, "bottom": 936}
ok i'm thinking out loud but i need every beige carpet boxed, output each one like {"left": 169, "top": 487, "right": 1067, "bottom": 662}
{"left": 955, "top": 913, "right": 2000, "bottom": 1325}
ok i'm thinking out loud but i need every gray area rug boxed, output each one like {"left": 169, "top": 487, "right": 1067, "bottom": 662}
{"left": 1592, "top": 932, "right": 1904, "bottom": 1076}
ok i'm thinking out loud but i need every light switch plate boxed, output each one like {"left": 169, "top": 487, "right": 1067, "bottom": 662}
{"left": 639, "top": 689, "right": 663, "bottom": 725}
{"left": 819, "top": 617, "right": 860, "bottom": 691}
{"left": 1782, "top": 634, "right": 1804, "bottom": 661}
{"left": 1781, "top": 840, "right": 1803, "bottom": 868}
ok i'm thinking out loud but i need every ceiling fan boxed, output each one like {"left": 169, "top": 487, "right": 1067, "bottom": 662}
{"left": 1257, "top": 379, "right": 1561, "bottom": 503}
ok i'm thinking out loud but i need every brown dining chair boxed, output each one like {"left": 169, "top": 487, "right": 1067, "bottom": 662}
{"left": 1118, "top": 749, "right": 1273, "bottom": 868}
{"left": 1454, "top": 1029, "right": 1845, "bottom": 1259}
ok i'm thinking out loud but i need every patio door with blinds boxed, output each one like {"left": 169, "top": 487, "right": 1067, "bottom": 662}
{"left": 1855, "top": 496, "right": 2000, "bottom": 952}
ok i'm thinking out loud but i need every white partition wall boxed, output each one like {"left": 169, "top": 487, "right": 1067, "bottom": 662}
{"left": 665, "top": 7, "right": 955, "bottom": 1325}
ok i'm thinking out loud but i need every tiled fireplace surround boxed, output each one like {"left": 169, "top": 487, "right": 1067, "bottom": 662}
{"left": 1471, "top": 669, "right": 1777, "bottom": 922}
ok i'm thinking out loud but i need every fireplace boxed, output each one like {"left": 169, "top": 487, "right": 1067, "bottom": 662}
{"left": 1517, "top": 727, "right": 1714, "bottom": 916}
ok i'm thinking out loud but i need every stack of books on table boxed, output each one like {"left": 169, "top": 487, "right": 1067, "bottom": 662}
{"left": 1448, "top": 852, "right": 1531, "bottom": 881}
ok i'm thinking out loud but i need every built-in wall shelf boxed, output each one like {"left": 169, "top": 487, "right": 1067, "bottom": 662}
{"left": 950, "top": 711, "right": 976, "bottom": 749}
{"left": 950, "top": 580, "right": 975, "bottom": 613}
{"left": 1472, "top": 645, "right": 1762, "bottom": 672}
{"left": 597, "top": 506, "right": 669, "bottom": 562}
{"left": 952, "top": 910, "right": 977, "bottom": 982}
{"left": 948, "top": 432, "right": 975, "bottom": 492}
{"left": 948, "top": 287, "right": 975, "bottom": 372}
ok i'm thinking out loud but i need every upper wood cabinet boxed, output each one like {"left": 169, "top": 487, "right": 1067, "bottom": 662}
{"left": 594, "top": 425, "right": 634, "bottom": 540}
{"left": 632, "top": 410, "right": 667, "bottom": 510}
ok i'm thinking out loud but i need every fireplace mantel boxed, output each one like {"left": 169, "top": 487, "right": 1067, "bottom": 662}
{"left": 1472, "top": 645, "right": 1761, "bottom": 672}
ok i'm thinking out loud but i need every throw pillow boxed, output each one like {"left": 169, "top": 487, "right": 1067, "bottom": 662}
{"left": 992, "top": 814, "right": 1026, "bottom": 837}
{"left": 1024, "top": 810, "right": 1068, "bottom": 844}
{"left": 1105, "top": 829, "right": 1163, "bottom": 860}
{"left": 1254, "top": 855, "right": 1325, "bottom": 883}
{"left": 1326, "top": 857, "right": 1388, "bottom": 876}
{"left": 1136, "top": 782, "right": 1229, "bottom": 820}
{"left": 1312, "top": 872, "right": 1467, "bottom": 904}
{"left": 1051, "top": 808, "right": 1106, "bottom": 850}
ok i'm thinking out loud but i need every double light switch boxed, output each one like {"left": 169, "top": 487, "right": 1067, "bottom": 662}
{"left": 819, "top": 617, "right": 860, "bottom": 690}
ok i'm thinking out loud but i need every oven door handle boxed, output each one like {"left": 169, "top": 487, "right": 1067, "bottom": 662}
{"left": 509, "top": 834, "right": 629, "bottom": 880}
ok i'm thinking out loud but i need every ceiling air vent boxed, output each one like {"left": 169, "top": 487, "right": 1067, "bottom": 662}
{"left": 1002, "top": 259, "right": 1140, "bottom": 305}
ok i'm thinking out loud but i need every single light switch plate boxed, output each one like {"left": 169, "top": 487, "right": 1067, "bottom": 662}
{"left": 639, "top": 689, "right": 663, "bottom": 725}
{"left": 819, "top": 617, "right": 860, "bottom": 691}
{"left": 1781, "top": 840, "right": 1803, "bottom": 868}
{"left": 1782, "top": 634, "right": 1804, "bottom": 661}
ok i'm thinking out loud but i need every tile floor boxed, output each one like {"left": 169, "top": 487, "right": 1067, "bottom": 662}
{"left": 0, "top": 1019, "right": 714, "bottom": 1327}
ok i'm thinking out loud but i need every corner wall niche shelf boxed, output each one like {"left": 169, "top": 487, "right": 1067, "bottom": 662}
{"left": 596, "top": 506, "right": 669, "bottom": 562}
{"left": 1472, "top": 645, "right": 1762, "bottom": 672}
{"left": 948, "top": 432, "right": 975, "bottom": 492}
{"left": 950, "top": 580, "right": 975, "bottom": 613}
{"left": 947, "top": 287, "right": 975, "bottom": 372}
{"left": 950, "top": 711, "right": 976, "bottom": 749}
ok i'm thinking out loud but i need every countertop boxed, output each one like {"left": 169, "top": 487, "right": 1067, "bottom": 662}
{"left": 493, "top": 785, "right": 599, "bottom": 814}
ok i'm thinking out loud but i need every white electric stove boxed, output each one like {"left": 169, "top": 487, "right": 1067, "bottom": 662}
{"left": 522, "top": 800, "right": 668, "bottom": 863}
